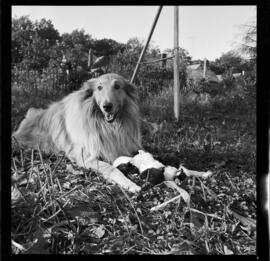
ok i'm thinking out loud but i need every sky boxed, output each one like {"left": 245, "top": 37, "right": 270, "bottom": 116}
{"left": 12, "top": 5, "right": 256, "bottom": 61}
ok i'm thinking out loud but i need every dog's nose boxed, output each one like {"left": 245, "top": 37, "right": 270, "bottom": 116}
{"left": 103, "top": 102, "right": 113, "bottom": 112}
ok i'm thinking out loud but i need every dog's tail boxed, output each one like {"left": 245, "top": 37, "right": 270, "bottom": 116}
{"left": 12, "top": 108, "right": 48, "bottom": 151}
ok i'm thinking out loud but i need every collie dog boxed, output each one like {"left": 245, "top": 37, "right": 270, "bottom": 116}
{"left": 13, "top": 73, "right": 142, "bottom": 192}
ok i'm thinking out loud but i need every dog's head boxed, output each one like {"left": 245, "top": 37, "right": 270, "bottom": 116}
{"left": 81, "top": 73, "right": 137, "bottom": 123}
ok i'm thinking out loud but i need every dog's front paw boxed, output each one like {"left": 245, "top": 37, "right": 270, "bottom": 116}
{"left": 110, "top": 169, "right": 141, "bottom": 193}
{"left": 123, "top": 180, "right": 141, "bottom": 193}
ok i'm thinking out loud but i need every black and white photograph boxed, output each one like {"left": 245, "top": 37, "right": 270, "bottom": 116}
{"left": 10, "top": 5, "right": 260, "bottom": 255}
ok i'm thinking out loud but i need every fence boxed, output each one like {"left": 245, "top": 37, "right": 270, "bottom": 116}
{"left": 12, "top": 64, "right": 90, "bottom": 97}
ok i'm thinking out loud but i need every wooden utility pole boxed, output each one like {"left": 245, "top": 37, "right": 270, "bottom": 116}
{"left": 203, "top": 57, "right": 207, "bottom": 79}
{"left": 130, "top": 6, "right": 163, "bottom": 84}
{"left": 173, "top": 6, "right": 180, "bottom": 121}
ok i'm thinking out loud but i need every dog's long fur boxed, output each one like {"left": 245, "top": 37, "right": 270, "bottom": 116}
{"left": 13, "top": 73, "right": 142, "bottom": 192}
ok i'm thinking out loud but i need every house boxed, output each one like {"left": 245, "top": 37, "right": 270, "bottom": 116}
{"left": 186, "top": 63, "right": 219, "bottom": 83}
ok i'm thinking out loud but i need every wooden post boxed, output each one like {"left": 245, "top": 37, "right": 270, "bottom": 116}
{"left": 203, "top": 57, "right": 207, "bottom": 79}
{"left": 130, "top": 6, "right": 163, "bottom": 84}
{"left": 161, "top": 53, "right": 167, "bottom": 68}
{"left": 88, "top": 48, "right": 93, "bottom": 68}
{"left": 173, "top": 6, "right": 180, "bottom": 121}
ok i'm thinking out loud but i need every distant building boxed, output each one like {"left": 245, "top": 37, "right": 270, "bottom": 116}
{"left": 187, "top": 63, "right": 219, "bottom": 83}
{"left": 187, "top": 64, "right": 201, "bottom": 70}
{"left": 216, "top": 71, "right": 245, "bottom": 82}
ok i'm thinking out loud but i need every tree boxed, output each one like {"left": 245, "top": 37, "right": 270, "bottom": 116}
{"left": 208, "top": 61, "right": 225, "bottom": 75}
{"left": 238, "top": 20, "right": 256, "bottom": 61}
{"left": 109, "top": 38, "right": 164, "bottom": 78}
{"left": 236, "top": 19, "right": 256, "bottom": 76}
{"left": 92, "top": 38, "right": 125, "bottom": 57}
{"left": 213, "top": 51, "right": 245, "bottom": 75}
{"left": 163, "top": 47, "right": 192, "bottom": 72}
{"left": 148, "top": 44, "right": 161, "bottom": 59}
{"left": 12, "top": 16, "right": 35, "bottom": 64}
{"left": 34, "top": 18, "right": 60, "bottom": 46}
{"left": 61, "top": 29, "right": 93, "bottom": 69}
{"left": 126, "top": 37, "right": 144, "bottom": 54}
{"left": 220, "top": 51, "right": 242, "bottom": 70}
{"left": 12, "top": 16, "right": 61, "bottom": 71}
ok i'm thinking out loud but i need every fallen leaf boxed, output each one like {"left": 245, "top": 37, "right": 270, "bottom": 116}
{"left": 91, "top": 225, "right": 105, "bottom": 239}
{"left": 229, "top": 208, "right": 256, "bottom": 235}
{"left": 230, "top": 209, "right": 256, "bottom": 228}
{"left": 11, "top": 186, "right": 22, "bottom": 203}
{"left": 190, "top": 211, "right": 205, "bottom": 230}
{"left": 224, "top": 245, "right": 234, "bottom": 255}
{"left": 63, "top": 182, "right": 71, "bottom": 189}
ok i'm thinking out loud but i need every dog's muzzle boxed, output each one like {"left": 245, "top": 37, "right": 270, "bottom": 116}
{"left": 104, "top": 112, "right": 117, "bottom": 123}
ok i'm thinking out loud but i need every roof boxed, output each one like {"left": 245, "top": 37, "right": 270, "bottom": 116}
{"left": 187, "top": 68, "right": 219, "bottom": 83}
{"left": 187, "top": 64, "right": 201, "bottom": 70}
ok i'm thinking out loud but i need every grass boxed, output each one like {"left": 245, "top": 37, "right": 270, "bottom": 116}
{"left": 11, "top": 81, "right": 256, "bottom": 255}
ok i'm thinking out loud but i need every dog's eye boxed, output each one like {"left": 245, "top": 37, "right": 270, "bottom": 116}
{"left": 97, "top": 86, "right": 103, "bottom": 91}
{"left": 114, "top": 84, "right": 120, "bottom": 90}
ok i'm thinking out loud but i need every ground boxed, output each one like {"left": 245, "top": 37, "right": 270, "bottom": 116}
{"left": 11, "top": 83, "right": 256, "bottom": 255}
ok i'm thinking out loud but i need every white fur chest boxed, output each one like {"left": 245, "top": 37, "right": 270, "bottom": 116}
{"left": 64, "top": 94, "right": 88, "bottom": 146}
{"left": 97, "top": 122, "right": 140, "bottom": 163}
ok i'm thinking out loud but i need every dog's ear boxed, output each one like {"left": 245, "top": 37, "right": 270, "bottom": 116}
{"left": 124, "top": 81, "right": 138, "bottom": 101}
{"left": 81, "top": 78, "right": 96, "bottom": 99}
